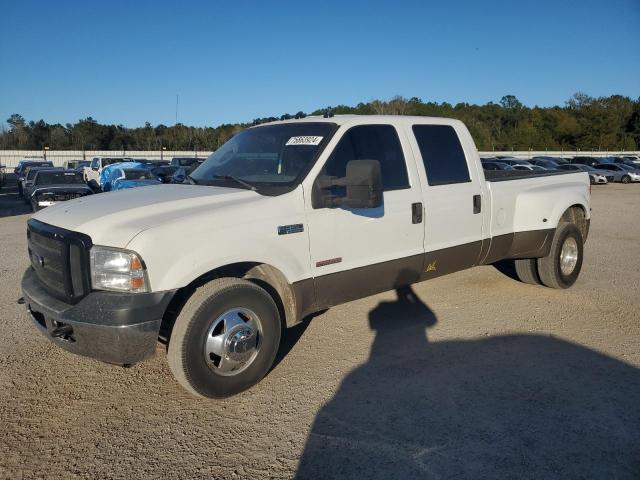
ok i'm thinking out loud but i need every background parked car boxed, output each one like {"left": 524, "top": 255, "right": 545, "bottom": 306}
{"left": 22, "top": 166, "right": 63, "bottom": 201}
{"left": 170, "top": 157, "right": 201, "bottom": 167}
{"left": 482, "top": 161, "right": 514, "bottom": 171}
{"left": 621, "top": 155, "right": 640, "bottom": 165}
{"left": 14, "top": 160, "right": 53, "bottom": 194}
{"left": 100, "top": 162, "right": 162, "bottom": 191}
{"left": 595, "top": 163, "right": 640, "bottom": 183}
{"left": 618, "top": 163, "right": 640, "bottom": 176}
{"left": 491, "top": 158, "right": 536, "bottom": 168}
{"left": 571, "top": 156, "right": 602, "bottom": 167}
{"left": 512, "top": 164, "right": 547, "bottom": 171}
{"left": 63, "top": 159, "right": 91, "bottom": 171}
{"left": 557, "top": 164, "right": 609, "bottom": 184}
{"left": 149, "top": 165, "right": 179, "bottom": 183}
{"left": 530, "top": 156, "right": 570, "bottom": 165}
{"left": 611, "top": 156, "right": 640, "bottom": 169}
{"left": 530, "top": 159, "right": 560, "bottom": 170}
{"left": 29, "top": 169, "right": 93, "bottom": 212}
{"left": 171, "top": 160, "right": 204, "bottom": 182}
{"left": 0, "top": 164, "right": 5, "bottom": 190}
{"left": 84, "top": 157, "right": 132, "bottom": 183}
{"left": 63, "top": 160, "right": 85, "bottom": 170}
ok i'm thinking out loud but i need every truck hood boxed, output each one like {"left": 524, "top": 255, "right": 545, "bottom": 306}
{"left": 32, "top": 184, "right": 257, "bottom": 247}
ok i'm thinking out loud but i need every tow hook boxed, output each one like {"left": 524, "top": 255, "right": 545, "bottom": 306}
{"left": 17, "top": 297, "right": 25, "bottom": 305}
{"left": 51, "top": 324, "right": 73, "bottom": 338}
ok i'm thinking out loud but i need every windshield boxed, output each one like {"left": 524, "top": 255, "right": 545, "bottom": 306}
{"left": 123, "top": 169, "right": 155, "bottom": 180}
{"left": 36, "top": 171, "right": 85, "bottom": 185}
{"left": 191, "top": 122, "right": 337, "bottom": 191}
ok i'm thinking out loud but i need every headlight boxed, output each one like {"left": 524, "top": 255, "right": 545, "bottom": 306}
{"left": 90, "top": 246, "right": 149, "bottom": 293}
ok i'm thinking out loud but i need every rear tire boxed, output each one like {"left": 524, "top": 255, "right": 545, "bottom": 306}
{"left": 537, "top": 223, "right": 583, "bottom": 289}
{"left": 168, "top": 277, "right": 281, "bottom": 398}
{"left": 514, "top": 258, "right": 541, "bottom": 285}
{"left": 621, "top": 175, "right": 631, "bottom": 184}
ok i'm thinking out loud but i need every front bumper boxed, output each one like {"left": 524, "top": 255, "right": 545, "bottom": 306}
{"left": 21, "top": 268, "right": 175, "bottom": 365}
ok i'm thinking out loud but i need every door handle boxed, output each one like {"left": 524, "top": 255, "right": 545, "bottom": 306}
{"left": 411, "top": 202, "right": 423, "bottom": 224}
{"left": 473, "top": 195, "right": 481, "bottom": 214}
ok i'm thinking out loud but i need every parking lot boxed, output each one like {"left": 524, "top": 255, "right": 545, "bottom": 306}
{"left": 1, "top": 180, "right": 639, "bottom": 479}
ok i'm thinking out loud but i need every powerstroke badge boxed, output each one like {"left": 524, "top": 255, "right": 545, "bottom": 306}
{"left": 285, "top": 136, "right": 323, "bottom": 146}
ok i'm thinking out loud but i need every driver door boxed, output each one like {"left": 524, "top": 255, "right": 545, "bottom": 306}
{"left": 304, "top": 123, "right": 425, "bottom": 309}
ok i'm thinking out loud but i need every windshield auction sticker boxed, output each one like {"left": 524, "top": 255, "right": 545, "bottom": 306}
{"left": 285, "top": 136, "right": 323, "bottom": 146}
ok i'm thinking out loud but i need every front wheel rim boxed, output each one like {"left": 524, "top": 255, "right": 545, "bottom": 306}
{"left": 204, "top": 307, "right": 263, "bottom": 377}
{"left": 559, "top": 236, "right": 579, "bottom": 276}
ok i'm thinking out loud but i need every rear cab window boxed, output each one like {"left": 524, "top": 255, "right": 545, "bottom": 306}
{"left": 411, "top": 125, "right": 471, "bottom": 186}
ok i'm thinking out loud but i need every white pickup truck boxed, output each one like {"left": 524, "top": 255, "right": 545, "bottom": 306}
{"left": 22, "top": 115, "right": 591, "bottom": 398}
{"left": 83, "top": 156, "right": 131, "bottom": 183}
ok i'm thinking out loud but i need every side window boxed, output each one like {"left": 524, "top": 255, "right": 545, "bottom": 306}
{"left": 322, "top": 125, "right": 409, "bottom": 191}
{"left": 91, "top": 159, "right": 99, "bottom": 168}
{"left": 412, "top": 125, "right": 471, "bottom": 186}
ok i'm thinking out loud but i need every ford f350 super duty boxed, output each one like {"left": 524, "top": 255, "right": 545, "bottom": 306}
{"left": 21, "top": 116, "right": 591, "bottom": 398}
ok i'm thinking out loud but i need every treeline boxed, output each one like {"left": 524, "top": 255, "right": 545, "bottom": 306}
{"left": 2, "top": 93, "right": 639, "bottom": 152}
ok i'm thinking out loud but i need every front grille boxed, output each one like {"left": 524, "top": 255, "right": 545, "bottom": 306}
{"left": 27, "top": 219, "right": 93, "bottom": 304}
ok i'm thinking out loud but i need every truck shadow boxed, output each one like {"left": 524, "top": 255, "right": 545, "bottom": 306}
{"left": 295, "top": 285, "right": 640, "bottom": 479}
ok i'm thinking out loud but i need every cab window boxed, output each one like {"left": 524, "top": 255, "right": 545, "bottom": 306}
{"left": 412, "top": 125, "right": 471, "bottom": 186}
{"left": 321, "top": 125, "right": 409, "bottom": 191}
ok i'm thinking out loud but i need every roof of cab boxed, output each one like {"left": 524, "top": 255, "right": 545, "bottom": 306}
{"left": 250, "top": 114, "right": 463, "bottom": 128}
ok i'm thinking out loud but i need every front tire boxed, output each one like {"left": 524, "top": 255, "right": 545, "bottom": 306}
{"left": 621, "top": 175, "right": 631, "bottom": 184}
{"left": 168, "top": 278, "right": 281, "bottom": 398}
{"left": 537, "top": 223, "right": 583, "bottom": 289}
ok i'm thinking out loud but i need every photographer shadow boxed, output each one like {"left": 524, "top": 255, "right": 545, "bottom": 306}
{"left": 296, "top": 284, "right": 640, "bottom": 479}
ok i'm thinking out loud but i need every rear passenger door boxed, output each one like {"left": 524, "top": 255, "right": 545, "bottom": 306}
{"left": 409, "top": 124, "right": 484, "bottom": 277}
{"left": 305, "top": 123, "right": 425, "bottom": 308}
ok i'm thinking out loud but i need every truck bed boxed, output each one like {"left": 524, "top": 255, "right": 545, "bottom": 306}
{"left": 483, "top": 169, "right": 576, "bottom": 182}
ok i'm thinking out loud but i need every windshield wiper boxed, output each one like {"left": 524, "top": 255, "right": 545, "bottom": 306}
{"left": 211, "top": 174, "right": 257, "bottom": 191}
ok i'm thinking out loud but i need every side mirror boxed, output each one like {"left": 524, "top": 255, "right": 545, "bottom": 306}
{"left": 313, "top": 159, "right": 383, "bottom": 209}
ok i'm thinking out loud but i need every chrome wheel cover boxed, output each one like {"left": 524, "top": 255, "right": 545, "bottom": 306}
{"left": 560, "top": 236, "right": 579, "bottom": 276}
{"left": 204, "top": 307, "right": 262, "bottom": 376}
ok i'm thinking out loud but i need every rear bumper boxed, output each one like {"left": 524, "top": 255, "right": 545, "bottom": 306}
{"left": 21, "top": 267, "right": 175, "bottom": 365}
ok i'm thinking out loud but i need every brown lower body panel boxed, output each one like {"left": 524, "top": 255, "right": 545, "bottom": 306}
{"left": 481, "top": 228, "right": 555, "bottom": 264}
{"left": 292, "top": 227, "right": 556, "bottom": 322}
{"left": 313, "top": 254, "right": 424, "bottom": 311}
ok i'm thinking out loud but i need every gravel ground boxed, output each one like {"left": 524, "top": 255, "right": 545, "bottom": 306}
{"left": 0, "top": 181, "right": 639, "bottom": 479}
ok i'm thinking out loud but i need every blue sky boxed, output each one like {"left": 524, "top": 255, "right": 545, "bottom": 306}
{"left": 1, "top": 0, "right": 638, "bottom": 128}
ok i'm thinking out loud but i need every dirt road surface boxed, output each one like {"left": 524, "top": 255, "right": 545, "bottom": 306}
{"left": 1, "top": 181, "right": 639, "bottom": 479}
